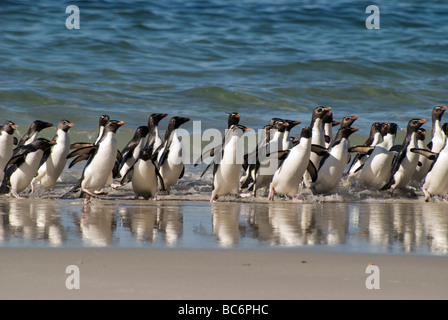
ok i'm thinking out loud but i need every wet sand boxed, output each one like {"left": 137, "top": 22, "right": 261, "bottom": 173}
{"left": 1, "top": 247, "right": 447, "bottom": 300}
{"left": 1, "top": 162, "right": 448, "bottom": 300}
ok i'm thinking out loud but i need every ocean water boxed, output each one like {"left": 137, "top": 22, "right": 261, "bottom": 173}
{"left": 1, "top": 0, "right": 448, "bottom": 134}
{"left": 1, "top": 1, "right": 448, "bottom": 254}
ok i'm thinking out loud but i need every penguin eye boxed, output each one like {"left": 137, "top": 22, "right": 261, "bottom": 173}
{"left": 317, "top": 108, "right": 323, "bottom": 112}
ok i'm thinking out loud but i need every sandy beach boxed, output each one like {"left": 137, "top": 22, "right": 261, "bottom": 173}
{"left": 1, "top": 247, "right": 447, "bottom": 300}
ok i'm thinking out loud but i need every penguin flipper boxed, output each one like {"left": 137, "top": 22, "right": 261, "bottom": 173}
{"left": 67, "top": 145, "right": 97, "bottom": 159}
{"left": 306, "top": 160, "right": 318, "bottom": 183}
{"left": 348, "top": 146, "right": 374, "bottom": 155}
{"left": 153, "top": 162, "right": 166, "bottom": 192}
{"left": 13, "top": 137, "right": 18, "bottom": 146}
{"left": 70, "top": 142, "right": 94, "bottom": 150}
{"left": 69, "top": 154, "right": 90, "bottom": 168}
{"left": 410, "top": 148, "right": 438, "bottom": 161}
{"left": 311, "top": 144, "right": 329, "bottom": 156}
{"left": 353, "top": 163, "right": 365, "bottom": 174}
{"left": 178, "top": 165, "right": 185, "bottom": 179}
{"left": 120, "top": 166, "right": 134, "bottom": 186}
{"left": 324, "top": 135, "right": 331, "bottom": 144}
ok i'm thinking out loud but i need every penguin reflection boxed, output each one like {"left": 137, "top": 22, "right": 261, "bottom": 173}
{"left": 211, "top": 202, "right": 241, "bottom": 247}
{"left": 80, "top": 204, "right": 115, "bottom": 247}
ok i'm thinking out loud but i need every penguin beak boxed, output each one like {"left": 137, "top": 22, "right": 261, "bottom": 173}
{"left": 161, "top": 113, "right": 168, "bottom": 118}
{"left": 351, "top": 128, "right": 359, "bottom": 132}
{"left": 332, "top": 120, "right": 340, "bottom": 127}
{"left": 442, "top": 106, "right": 447, "bottom": 111}
{"left": 352, "top": 115, "right": 359, "bottom": 120}
{"left": 117, "top": 121, "right": 126, "bottom": 126}
{"left": 46, "top": 122, "right": 54, "bottom": 127}
{"left": 50, "top": 141, "right": 57, "bottom": 146}
{"left": 68, "top": 122, "right": 75, "bottom": 127}
{"left": 12, "top": 124, "right": 18, "bottom": 130}
{"left": 325, "top": 107, "right": 332, "bottom": 111}
{"left": 419, "top": 119, "right": 426, "bottom": 124}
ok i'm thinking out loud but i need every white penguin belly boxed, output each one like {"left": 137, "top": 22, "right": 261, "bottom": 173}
{"left": 10, "top": 150, "right": 44, "bottom": 194}
{"left": 313, "top": 142, "right": 347, "bottom": 193}
{"left": 82, "top": 137, "right": 117, "bottom": 192}
{"left": 158, "top": 139, "right": 184, "bottom": 191}
{"left": 132, "top": 159, "right": 158, "bottom": 198}
{"left": 271, "top": 145, "right": 310, "bottom": 196}
{"left": 424, "top": 152, "right": 448, "bottom": 196}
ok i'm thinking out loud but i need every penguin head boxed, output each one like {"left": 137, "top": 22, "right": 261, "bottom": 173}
{"left": 104, "top": 120, "right": 125, "bottom": 133}
{"left": 312, "top": 106, "right": 332, "bottom": 121}
{"left": 58, "top": 119, "right": 74, "bottom": 132}
{"left": 229, "top": 124, "right": 252, "bottom": 136}
{"left": 322, "top": 111, "right": 334, "bottom": 124}
{"left": 300, "top": 126, "right": 312, "bottom": 139}
{"left": 432, "top": 106, "right": 447, "bottom": 122}
{"left": 226, "top": 112, "right": 240, "bottom": 128}
{"left": 134, "top": 126, "right": 150, "bottom": 139}
{"left": 31, "top": 120, "right": 53, "bottom": 132}
{"left": 370, "top": 122, "right": 384, "bottom": 135}
{"left": 284, "top": 120, "right": 301, "bottom": 131}
{"left": 416, "top": 128, "right": 426, "bottom": 141}
{"left": 273, "top": 120, "right": 289, "bottom": 132}
{"left": 1, "top": 120, "right": 18, "bottom": 135}
{"left": 32, "top": 138, "right": 57, "bottom": 151}
{"left": 139, "top": 148, "right": 153, "bottom": 161}
{"left": 407, "top": 118, "right": 426, "bottom": 133}
{"left": 339, "top": 127, "right": 359, "bottom": 139}
{"left": 170, "top": 116, "right": 190, "bottom": 129}
{"left": 148, "top": 113, "right": 168, "bottom": 126}
{"left": 99, "top": 115, "right": 110, "bottom": 127}
{"left": 341, "top": 115, "right": 358, "bottom": 128}
{"left": 388, "top": 123, "right": 399, "bottom": 136}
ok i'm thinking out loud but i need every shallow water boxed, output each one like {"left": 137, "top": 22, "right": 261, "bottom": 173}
{"left": 1, "top": 1, "right": 448, "bottom": 256}
{"left": 1, "top": 185, "right": 447, "bottom": 256}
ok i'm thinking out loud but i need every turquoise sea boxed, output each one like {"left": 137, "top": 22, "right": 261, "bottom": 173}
{"left": 1, "top": 1, "right": 448, "bottom": 254}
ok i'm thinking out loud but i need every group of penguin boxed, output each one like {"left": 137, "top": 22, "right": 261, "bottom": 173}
{"left": 0, "top": 105, "right": 447, "bottom": 203}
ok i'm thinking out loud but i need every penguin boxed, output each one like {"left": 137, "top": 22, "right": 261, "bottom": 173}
{"left": 380, "top": 118, "right": 426, "bottom": 195}
{"left": 410, "top": 128, "right": 429, "bottom": 185}
{"left": 310, "top": 126, "right": 358, "bottom": 195}
{"left": 347, "top": 122, "right": 384, "bottom": 177}
{"left": 412, "top": 106, "right": 447, "bottom": 183}
{"left": 78, "top": 120, "right": 125, "bottom": 203}
{"left": 0, "top": 138, "right": 57, "bottom": 198}
{"left": 120, "top": 147, "right": 165, "bottom": 200}
{"left": 195, "top": 112, "right": 240, "bottom": 172}
{"left": 118, "top": 125, "right": 150, "bottom": 179}
{"left": 16, "top": 120, "right": 53, "bottom": 149}
{"left": 268, "top": 126, "right": 316, "bottom": 201}
{"left": 30, "top": 119, "right": 74, "bottom": 193}
{"left": 94, "top": 115, "right": 110, "bottom": 145}
{"left": 322, "top": 111, "right": 340, "bottom": 148}
{"left": 355, "top": 122, "right": 399, "bottom": 189}
{"left": 210, "top": 124, "right": 252, "bottom": 202}
{"left": 68, "top": 114, "right": 110, "bottom": 167}
{"left": 412, "top": 125, "right": 448, "bottom": 201}
{"left": 281, "top": 119, "right": 301, "bottom": 150}
{"left": 304, "top": 106, "right": 332, "bottom": 186}
{"left": 0, "top": 121, "right": 18, "bottom": 181}
{"left": 154, "top": 116, "right": 190, "bottom": 192}
{"left": 243, "top": 119, "right": 290, "bottom": 195}
{"left": 145, "top": 113, "right": 168, "bottom": 153}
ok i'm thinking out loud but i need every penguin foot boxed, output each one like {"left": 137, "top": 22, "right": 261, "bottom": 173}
{"left": 267, "top": 188, "right": 275, "bottom": 201}
{"left": 423, "top": 189, "right": 431, "bottom": 202}
{"left": 110, "top": 183, "right": 121, "bottom": 189}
